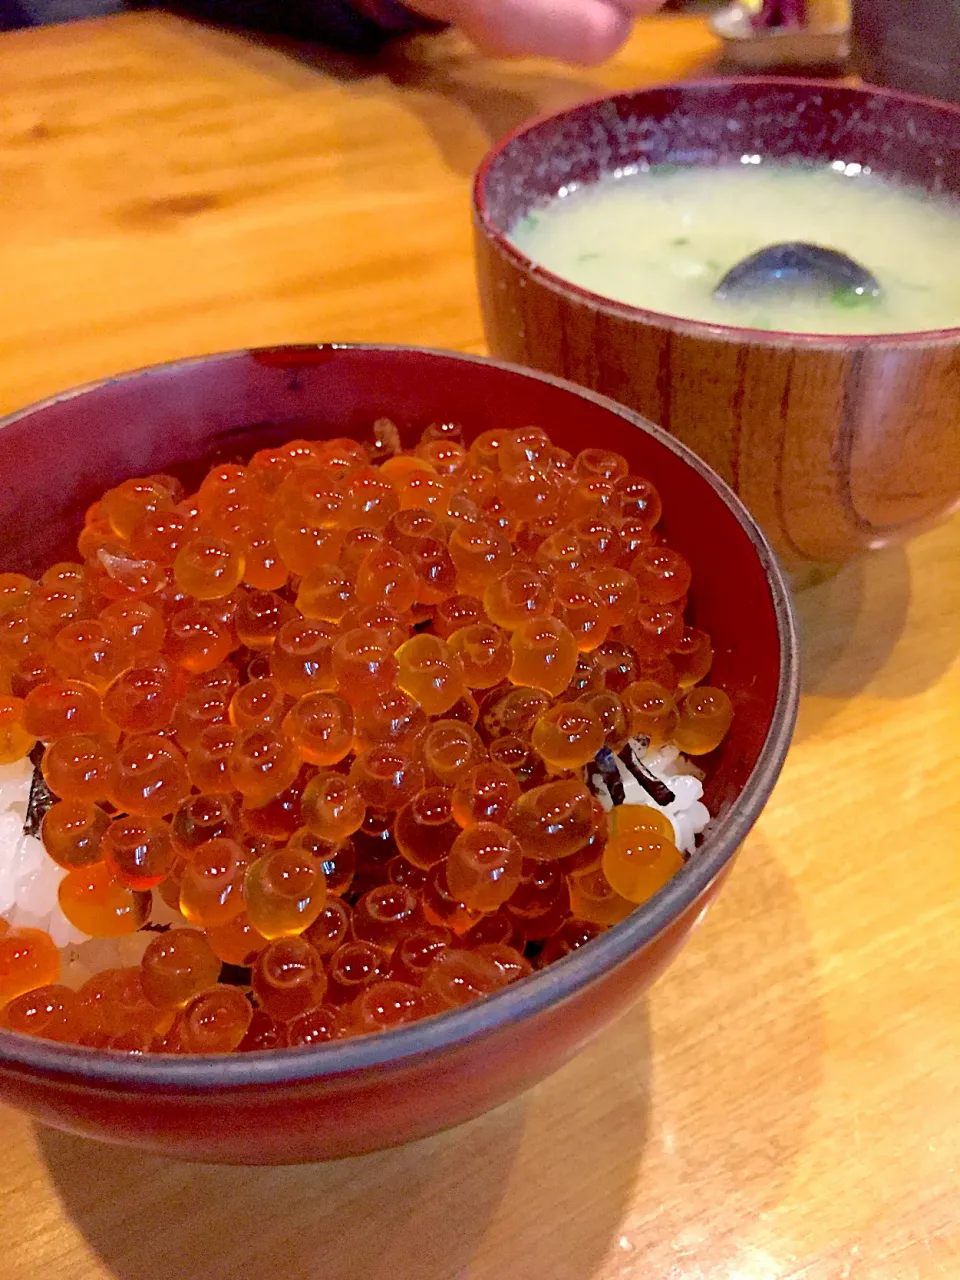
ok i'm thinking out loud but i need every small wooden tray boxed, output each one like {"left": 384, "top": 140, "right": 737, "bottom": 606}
{"left": 709, "top": 5, "right": 849, "bottom": 69}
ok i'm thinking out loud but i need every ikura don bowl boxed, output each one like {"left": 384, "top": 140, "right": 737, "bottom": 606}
{"left": 0, "top": 345, "right": 797, "bottom": 1165}
{"left": 473, "top": 78, "right": 960, "bottom": 578}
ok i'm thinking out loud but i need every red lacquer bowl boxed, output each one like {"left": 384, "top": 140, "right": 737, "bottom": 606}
{"left": 473, "top": 78, "right": 960, "bottom": 576}
{"left": 0, "top": 346, "right": 798, "bottom": 1165}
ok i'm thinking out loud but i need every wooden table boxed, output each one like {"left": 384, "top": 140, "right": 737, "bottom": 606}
{"left": 1, "top": 12, "right": 959, "bottom": 1280}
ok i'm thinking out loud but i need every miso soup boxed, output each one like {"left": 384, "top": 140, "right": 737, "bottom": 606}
{"left": 509, "top": 163, "right": 960, "bottom": 335}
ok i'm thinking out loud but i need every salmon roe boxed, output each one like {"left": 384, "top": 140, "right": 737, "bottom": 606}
{"left": 0, "top": 422, "right": 730, "bottom": 1054}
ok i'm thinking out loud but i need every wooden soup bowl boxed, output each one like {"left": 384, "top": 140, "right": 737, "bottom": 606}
{"left": 0, "top": 346, "right": 797, "bottom": 1164}
{"left": 473, "top": 79, "right": 960, "bottom": 577}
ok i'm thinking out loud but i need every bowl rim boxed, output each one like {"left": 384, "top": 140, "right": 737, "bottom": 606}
{"left": 472, "top": 75, "right": 960, "bottom": 347}
{"left": 0, "top": 343, "right": 799, "bottom": 1087}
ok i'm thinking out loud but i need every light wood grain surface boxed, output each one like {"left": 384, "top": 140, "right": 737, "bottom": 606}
{"left": 1, "top": 12, "right": 959, "bottom": 1280}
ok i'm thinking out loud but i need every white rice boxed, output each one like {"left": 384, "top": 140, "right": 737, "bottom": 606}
{"left": 0, "top": 759, "right": 190, "bottom": 986}
{"left": 58, "top": 932, "right": 158, "bottom": 991}
{"left": 0, "top": 758, "right": 88, "bottom": 947}
{"left": 589, "top": 738, "right": 712, "bottom": 855}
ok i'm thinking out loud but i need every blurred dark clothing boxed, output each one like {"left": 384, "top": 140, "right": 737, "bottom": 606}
{"left": 0, "top": 0, "right": 443, "bottom": 50}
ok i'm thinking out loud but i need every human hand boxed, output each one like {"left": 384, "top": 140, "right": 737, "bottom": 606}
{"left": 404, "top": 0, "right": 666, "bottom": 64}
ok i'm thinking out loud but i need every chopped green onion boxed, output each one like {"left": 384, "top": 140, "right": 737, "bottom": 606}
{"left": 832, "top": 286, "right": 879, "bottom": 309}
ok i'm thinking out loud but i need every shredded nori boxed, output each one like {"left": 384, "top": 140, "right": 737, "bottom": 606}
{"left": 219, "top": 963, "right": 253, "bottom": 987}
{"left": 589, "top": 746, "right": 625, "bottom": 806}
{"left": 23, "top": 742, "right": 56, "bottom": 839}
{"left": 140, "top": 921, "right": 171, "bottom": 934}
{"left": 617, "top": 745, "right": 676, "bottom": 808}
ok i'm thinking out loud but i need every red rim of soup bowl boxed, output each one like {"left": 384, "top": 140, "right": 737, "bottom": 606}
{"left": 0, "top": 344, "right": 799, "bottom": 1089}
{"left": 473, "top": 77, "right": 960, "bottom": 348}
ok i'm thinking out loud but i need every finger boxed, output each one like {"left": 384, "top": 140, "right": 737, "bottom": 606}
{"left": 410, "top": 0, "right": 633, "bottom": 65}
{"left": 610, "top": 0, "right": 666, "bottom": 13}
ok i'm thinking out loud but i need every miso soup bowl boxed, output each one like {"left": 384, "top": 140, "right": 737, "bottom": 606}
{"left": 473, "top": 79, "right": 960, "bottom": 578}
{"left": 0, "top": 345, "right": 797, "bottom": 1165}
